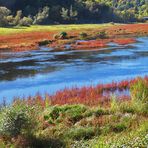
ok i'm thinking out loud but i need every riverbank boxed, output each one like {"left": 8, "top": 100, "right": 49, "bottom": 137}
{"left": 0, "top": 23, "right": 148, "bottom": 51}
{"left": 0, "top": 77, "right": 148, "bottom": 147}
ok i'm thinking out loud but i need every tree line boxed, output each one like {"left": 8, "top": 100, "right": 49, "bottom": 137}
{"left": 0, "top": 0, "right": 147, "bottom": 26}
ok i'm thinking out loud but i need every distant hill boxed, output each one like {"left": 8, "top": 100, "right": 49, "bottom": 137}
{"left": 0, "top": 0, "right": 147, "bottom": 24}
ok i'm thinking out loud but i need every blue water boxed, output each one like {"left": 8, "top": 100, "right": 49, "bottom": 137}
{"left": 0, "top": 37, "right": 148, "bottom": 102}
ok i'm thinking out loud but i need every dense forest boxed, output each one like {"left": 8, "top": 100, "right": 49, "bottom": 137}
{"left": 0, "top": 0, "right": 148, "bottom": 26}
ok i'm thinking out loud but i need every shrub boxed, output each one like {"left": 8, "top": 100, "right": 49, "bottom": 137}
{"left": 29, "top": 136, "right": 66, "bottom": 148}
{"left": 98, "top": 30, "right": 107, "bottom": 39}
{"left": 130, "top": 78, "right": 148, "bottom": 103}
{"left": 38, "top": 40, "right": 51, "bottom": 46}
{"left": 0, "top": 104, "right": 36, "bottom": 137}
{"left": 111, "top": 123, "right": 127, "bottom": 133}
{"left": 19, "top": 16, "right": 33, "bottom": 26}
{"left": 53, "top": 32, "right": 68, "bottom": 40}
{"left": 49, "top": 106, "right": 61, "bottom": 121}
{"left": 59, "top": 32, "right": 68, "bottom": 39}
{"left": 0, "top": 7, "right": 33, "bottom": 27}
{"left": 67, "top": 127, "right": 97, "bottom": 140}
{"left": 82, "top": 109, "right": 94, "bottom": 118}
{"left": 62, "top": 105, "right": 86, "bottom": 123}
{"left": 94, "top": 108, "right": 109, "bottom": 117}
{"left": 44, "top": 105, "right": 87, "bottom": 124}
{"left": 79, "top": 32, "right": 88, "bottom": 39}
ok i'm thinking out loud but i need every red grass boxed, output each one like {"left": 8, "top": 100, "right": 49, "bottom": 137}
{"left": 112, "top": 38, "right": 136, "bottom": 45}
{"left": 0, "top": 24, "right": 148, "bottom": 51}
{"left": 71, "top": 40, "right": 106, "bottom": 49}
{"left": 55, "top": 38, "right": 137, "bottom": 50}
{"left": 19, "top": 76, "right": 148, "bottom": 107}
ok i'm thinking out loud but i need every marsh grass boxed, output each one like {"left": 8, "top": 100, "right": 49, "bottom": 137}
{"left": 0, "top": 24, "right": 113, "bottom": 35}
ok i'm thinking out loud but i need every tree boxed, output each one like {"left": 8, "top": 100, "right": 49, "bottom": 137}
{"left": 19, "top": 16, "right": 33, "bottom": 26}
{"left": 0, "top": 7, "right": 11, "bottom": 26}
{"left": 61, "top": 5, "right": 78, "bottom": 22}
{"left": 61, "top": 7, "right": 69, "bottom": 20}
{"left": 33, "top": 6, "right": 49, "bottom": 24}
{"left": 13, "top": 10, "right": 22, "bottom": 25}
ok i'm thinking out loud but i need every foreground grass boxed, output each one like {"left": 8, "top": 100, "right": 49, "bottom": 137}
{"left": 0, "top": 24, "right": 113, "bottom": 35}
{"left": 0, "top": 77, "right": 148, "bottom": 148}
{"left": 0, "top": 100, "right": 147, "bottom": 147}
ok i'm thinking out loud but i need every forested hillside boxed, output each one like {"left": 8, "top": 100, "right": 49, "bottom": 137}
{"left": 0, "top": 0, "right": 148, "bottom": 26}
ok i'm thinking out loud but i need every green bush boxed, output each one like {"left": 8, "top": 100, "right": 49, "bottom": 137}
{"left": 38, "top": 40, "right": 51, "bottom": 46}
{"left": 19, "top": 16, "right": 33, "bottom": 26}
{"left": 0, "top": 104, "right": 36, "bottom": 137}
{"left": 79, "top": 32, "right": 88, "bottom": 39}
{"left": 98, "top": 30, "right": 107, "bottom": 39}
{"left": 82, "top": 109, "right": 94, "bottom": 118}
{"left": 111, "top": 123, "right": 127, "bottom": 133}
{"left": 94, "top": 108, "right": 109, "bottom": 117}
{"left": 28, "top": 136, "right": 66, "bottom": 148}
{"left": 44, "top": 105, "right": 87, "bottom": 124}
{"left": 59, "top": 32, "right": 68, "bottom": 39}
{"left": 67, "top": 127, "right": 98, "bottom": 140}
{"left": 53, "top": 32, "right": 68, "bottom": 40}
{"left": 62, "top": 105, "right": 86, "bottom": 123}
{"left": 130, "top": 78, "right": 148, "bottom": 103}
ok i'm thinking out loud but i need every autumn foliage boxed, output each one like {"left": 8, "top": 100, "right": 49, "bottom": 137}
{"left": 19, "top": 76, "right": 148, "bottom": 107}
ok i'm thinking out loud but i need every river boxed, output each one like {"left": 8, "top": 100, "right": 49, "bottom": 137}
{"left": 0, "top": 37, "right": 148, "bottom": 102}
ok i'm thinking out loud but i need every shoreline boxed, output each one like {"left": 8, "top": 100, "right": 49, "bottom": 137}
{"left": 1, "top": 76, "right": 147, "bottom": 106}
{"left": 0, "top": 23, "right": 148, "bottom": 52}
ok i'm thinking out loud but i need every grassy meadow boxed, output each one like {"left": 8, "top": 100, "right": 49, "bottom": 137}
{"left": 0, "top": 24, "right": 113, "bottom": 35}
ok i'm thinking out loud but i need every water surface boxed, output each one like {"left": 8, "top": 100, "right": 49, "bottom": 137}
{"left": 0, "top": 37, "right": 148, "bottom": 102}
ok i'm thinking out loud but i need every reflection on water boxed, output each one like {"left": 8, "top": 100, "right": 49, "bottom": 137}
{"left": 0, "top": 37, "right": 148, "bottom": 102}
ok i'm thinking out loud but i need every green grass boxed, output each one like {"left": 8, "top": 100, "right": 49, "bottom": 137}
{"left": 1, "top": 99, "right": 147, "bottom": 147}
{"left": 72, "top": 121, "right": 148, "bottom": 148}
{"left": 0, "top": 23, "right": 114, "bottom": 35}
